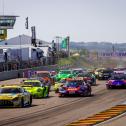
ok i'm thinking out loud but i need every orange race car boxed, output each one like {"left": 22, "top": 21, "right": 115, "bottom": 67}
{"left": 35, "top": 71, "right": 55, "bottom": 85}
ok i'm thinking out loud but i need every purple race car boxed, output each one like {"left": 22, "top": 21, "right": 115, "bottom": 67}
{"left": 58, "top": 78, "right": 91, "bottom": 97}
{"left": 106, "top": 74, "right": 126, "bottom": 89}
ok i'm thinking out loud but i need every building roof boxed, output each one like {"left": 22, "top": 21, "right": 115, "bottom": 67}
{"left": 0, "top": 34, "right": 50, "bottom": 46}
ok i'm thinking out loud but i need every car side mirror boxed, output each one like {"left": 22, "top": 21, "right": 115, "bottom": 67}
{"left": 41, "top": 84, "right": 44, "bottom": 87}
{"left": 24, "top": 89, "right": 27, "bottom": 93}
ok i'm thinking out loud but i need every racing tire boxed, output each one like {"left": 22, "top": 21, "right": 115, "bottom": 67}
{"left": 55, "top": 89, "right": 59, "bottom": 93}
{"left": 59, "top": 93, "right": 64, "bottom": 97}
{"left": 43, "top": 87, "right": 46, "bottom": 97}
{"left": 93, "top": 81, "right": 97, "bottom": 86}
{"left": 91, "top": 83, "right": 96, "bottom": 86}
{"left": 82, "top": 91, "right": 91, "bottom": 97}
{"left": 93, "top": 83, "right": 97, "bottom": 86}
{"left": 106, "top": 85, "right": 112, "bottom": 89}
{"left": 47, "top": 87, "right": 50, "bottom": 97}
{"left": 29, "top": 96, "right": 32, "bottom": 107}
{"left": 20, "top": 98, "right": 24, "bottom": 108}
{"left": 97, "top": 77, "right": 101, "bottom": 80}
{"left": 87, "top": 91, "right": 92, "bottom": 97}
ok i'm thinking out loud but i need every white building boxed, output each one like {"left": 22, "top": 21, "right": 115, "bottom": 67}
{"left": 0, "top": 35, "right": 53, "bottom": 62}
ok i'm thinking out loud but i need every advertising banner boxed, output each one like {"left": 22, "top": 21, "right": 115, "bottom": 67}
{"left": 99, "top": 52, "right": 126, "bottom": 57}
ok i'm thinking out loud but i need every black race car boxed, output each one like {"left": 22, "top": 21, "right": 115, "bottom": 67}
{"left": 97, "top": 69, "right": 113, "bottom": 80}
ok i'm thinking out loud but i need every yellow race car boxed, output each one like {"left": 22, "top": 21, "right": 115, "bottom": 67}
{"left": 54, "top": 79, "right": 66, "bottom": 93}
{"left": 94, "top": 68, "right": 105, "bottom": 78}
{"left": 0, "top": 85, "right": 32, "bottom": 107}
{"left": 21, "top": 79, "right": 49, "bottom": 98}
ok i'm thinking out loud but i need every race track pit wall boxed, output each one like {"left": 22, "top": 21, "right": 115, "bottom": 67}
{"left": 66, "top": 104, "right": 126, "bottom": 126}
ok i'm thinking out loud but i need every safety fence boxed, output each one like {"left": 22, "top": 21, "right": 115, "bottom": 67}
{"left": 0, "top": 64, "right": 73, "bottom": 81}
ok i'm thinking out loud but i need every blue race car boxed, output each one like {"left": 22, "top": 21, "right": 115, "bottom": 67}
{"left": 58, "top": 78, "right": 91, "bottom": 97}
{"left": 106, "top": 73, "right": 126, "bottom": 89}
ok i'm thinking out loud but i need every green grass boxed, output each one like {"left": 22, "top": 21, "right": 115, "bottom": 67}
{"left": 58, "top": 56, "right": 80, "bottom": 67}
{"left": 58, "top": 55, "right": 126, "bottom": 69}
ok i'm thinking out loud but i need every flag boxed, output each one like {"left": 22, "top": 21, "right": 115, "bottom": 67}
{"left": 25, "top": 17, "right": 28, "bottom": 29}
{"left": 61, "top": 38, "right": 67, "bottom": 49}
{"left": 52, "top": 40, "right": 57, "bottom": 52}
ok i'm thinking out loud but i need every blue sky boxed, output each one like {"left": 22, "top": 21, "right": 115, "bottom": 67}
{"left": 0, "top": 0, "right": 126, "bottom": 42}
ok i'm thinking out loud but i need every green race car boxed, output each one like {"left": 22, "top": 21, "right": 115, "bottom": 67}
{"left": 21, "top": 79, "right": 49, "bottom": 98}
{"left": 54, "top": 70, "right": 76, "bottom": 81}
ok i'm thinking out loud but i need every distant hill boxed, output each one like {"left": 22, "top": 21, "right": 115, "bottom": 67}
{"left": 1, "top": 36, "right": 126, "bottom": 52}
{"left": 70, "top": 42, "right": 126, "bottom": 52}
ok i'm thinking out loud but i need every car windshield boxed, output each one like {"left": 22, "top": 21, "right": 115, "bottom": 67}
{"left": 65, "top": 80, "right": 82, "bottom": 87}
{"left": 78, "top": 73, "right": 90, "bottom": 77}
{"left": 101, "top": 69, "right": 113, "bottom": 73}
{"left": 111, "top": 74, "right": 126, "bottom": 80}
{"left": 73, "top": 70, "right": 83, "bottom": 74}
{"left": 0, "top": 88, "right": 22, "bottom": 94}
{"left": 59, "top": 71, "right": 71, "bottom": 74}
{"left": 37, "top": 73, "right": 50, "bottom": 78}
{"left": 96, "top": 69, "right": 103, "bottom": 72}
{"left": 24, "top": 82, "right": 41, "bottom": 87}
{"left": 60, "top": 79, "right": 66, "bottom": 83}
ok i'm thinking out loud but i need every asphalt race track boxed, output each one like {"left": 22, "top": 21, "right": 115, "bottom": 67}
{"left": 0, "top": 79, "right": 126, "bottom": 126}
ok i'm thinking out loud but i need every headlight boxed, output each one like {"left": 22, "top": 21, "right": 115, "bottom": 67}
{"left": 99, "top": 73, "right": 103, "bottom": 76}
{"left": 12, "top": 97, "right": 19, "bottom": 101}
{"left": 59, "top": 87, "right": 65, "bottom": 91}
{"left": 108, "top": 81, "right": 112, "bottom": 85}
{"left": 68, "top": 75, "right": 72, "bottom": 78}
{"left": 37, "top": 88, "right": 42, "bottom": 92}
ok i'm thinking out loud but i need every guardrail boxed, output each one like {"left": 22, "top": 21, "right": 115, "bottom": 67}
{"left": 58, "top": 64, "right": 73, "bottom": 69}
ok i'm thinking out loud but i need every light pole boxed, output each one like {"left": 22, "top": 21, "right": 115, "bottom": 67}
{"left": 19, "top": 35, "right": 22, "bottom": 68}
{"left": 2, "top": 0, "right": 5, "bottom": 15}
{"left": 55, "top": 36, "right": 62, "bottom": 52}
{"left": 66, "top": 36, "right": 70, "bottom": 57}
{"left": 55, "top": 36, "right": 62, "bottom": 59}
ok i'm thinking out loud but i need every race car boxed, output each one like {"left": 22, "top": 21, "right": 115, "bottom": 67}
{"left": 54, "top": 79, "right": 66, "bottom": 93}
{"left": 54, "top": 70, "right": 76, "bottom": 81}
{"left": 49, "top": 70, "right": 57, "bottom": 76}
{"left": 70, "top": 68, "right": 85, "bottom": 75}
{"left": 77, "top": 72, "right": 96, "bottom": 85}
{"left": 97, "top": 68, "right": 113, "bottom": 80}
{"left": 94, "top": 68, "right": 105, "bottom": 78}
{"left": 106, "top": 73, "right": 126, "bottom": 89}
{"left": 35, "top": 71, "right": 55, "bottom": 85}
{"left": 58, "top": 78, "right": 91, "bottom": 97}
{"left": 0, "top": 85, "right": 32, "bottom": 107}
{"left": 21, "top": 79, "right": 49, "bottom": 98}
{"left": 113, "top": 70, "right": 126, "bottom": 74}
